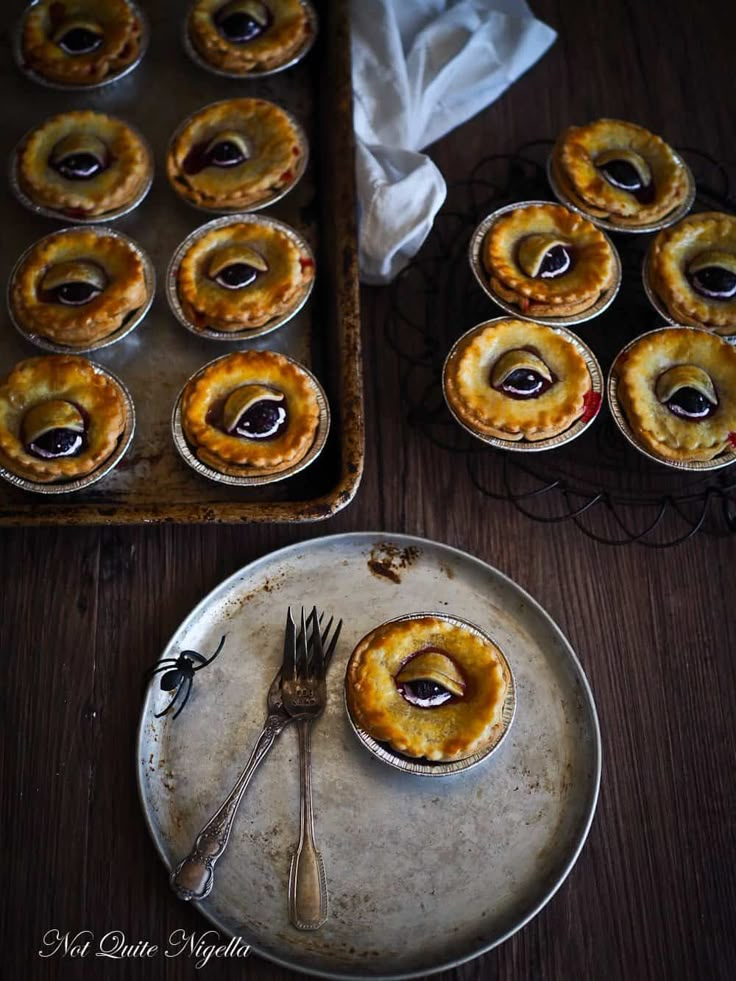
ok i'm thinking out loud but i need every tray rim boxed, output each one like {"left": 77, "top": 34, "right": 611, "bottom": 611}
{"left": 0, "top": 0, "right": 364, "bottom": 526}
{"left": 136, "top": 530, "right": 602, "bottom": 980}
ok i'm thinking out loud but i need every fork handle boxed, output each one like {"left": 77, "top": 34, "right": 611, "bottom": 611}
{"left": 288, "top": 720, "right": 328, "bottom": 930}
{"left": 170, "top": 713, "right": 287, "bottom": 902}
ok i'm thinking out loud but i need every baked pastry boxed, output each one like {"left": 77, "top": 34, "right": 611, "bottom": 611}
{"left": 551, "top": 119, "right": 691, "bottom": 228}
{"left": 614, "top": 327, "right": 736, "bottom": 463}
{"left": 167, "top": 98, "right": 304, "bottom": 211}
{"left": 444, "top": 319, "right": 596, "bottom": 442}
{"left": 16, "top": 110, "right": 152, "bottom": 219}
{"left": 482, "top": 203, "right": 616, "bottom": 317}
{"left": 10, "top": 228, "right": 150, "bottom": 348}
{"left": 647, "top": 212, "right": 736, "bottom": 336}
{"left": 0, "top": 355, "right": 128, "bottom": 483}
{"left": 345, "top": 614, "right": 510, "bottom": 762}
{"left": 187, "top": 0, "right": 312, "bottom": 75}
{"left": 181, "top": 350, "right": 321, "bottom": 475}
{"left": 176, "top": 219, "right": 314, "bottom": 332}
{"left": 20, "top": 0, "right": 144, "bottom": 87}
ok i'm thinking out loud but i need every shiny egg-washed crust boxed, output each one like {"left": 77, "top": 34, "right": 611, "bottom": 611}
{"left": 648, "top": 213, "right": 736, "bottom": 335}
{"left": 484, "top": 204, "right": 616, "bottom": 315}
{"left": 167, "top": 99, "right": 303, "bottom": 209}
{"left": 0, "top": 355, "right": 127, "bottom": 482}
{"left": 17, "top": 110, "right": 151, "bottom": 217}
{"left": 188, "top": 0, "right": 310, "bottom": 74}
{"left": 177, "top": 221, "right": 313, "bottom": 331}
{"left": 445, "top": 319, "right": 592, "bottom": 441}
{"left": 552, "top": 119, "right": 689, "bottom": 227}
{"left": 10, "top": 228, "right": 148, "bottom": 346}
{"left": 21, "top": 0, "right": 143, "bottom": 86}
{"left": 181, "top": 350, "right": 320, "bottom": 471}
{"left": 615, "top": 328, "right": 736, "bottom": 462}
{"left": 345, "top": 615, "right": 510, "bottom": 762}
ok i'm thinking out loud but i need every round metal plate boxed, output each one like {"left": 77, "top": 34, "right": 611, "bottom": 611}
{"left": 344, "top": 612, "right": 516, "bottom": 776}
{"left": 468, "top": 201, "right": 622, "bottom": 326}
{"left": 137, "top": 532, "right": 601, "bottom": 980}
{"left": 9, "top": 120, "right": 154, "bottom": 225}
{"left": 6, "top": 226, "right": 156, "bottom": 354}
{"left": 546, "top": 152, "right": 697, "bottom": 234}
{"left": 166, "top": 99, "right": 309, "bottom": 215}
{"left": 166, "top": 213, "right": 315, "bottom": 341}
{"left": 442, "top": 317, "right": 604, "bottom": 452}
{"left": 182, "top": 0, "right": 318, "bottom": 79}
{"left": 13, "top": 0, "right": 149, "bottom": 91}
{"left": 171, "top": 351, "right": 330, "bottom": 486}
{"left": 607, "top": 325, "right": 736, "bottom": 471}
{"left": 0, "top": 363, "right": 136, "bottom": 494}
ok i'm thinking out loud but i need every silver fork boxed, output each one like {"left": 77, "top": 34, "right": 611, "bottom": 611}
{"left": 169, "top": 611, "right": 338, "bottom": 903}
{"left": 282, "top": 607, "right": 342, "bottom": 930}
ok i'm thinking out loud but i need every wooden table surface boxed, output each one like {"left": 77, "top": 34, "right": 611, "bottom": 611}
{"left": 3, "top": 1, "right": 735, "bottom": 979}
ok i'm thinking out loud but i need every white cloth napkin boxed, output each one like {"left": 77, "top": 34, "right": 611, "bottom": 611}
{"left": 350, "top": 0, "right": 557, "bottom": 284}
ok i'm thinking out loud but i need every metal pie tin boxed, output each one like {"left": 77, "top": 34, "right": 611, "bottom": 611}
{"left": 546, "top": 152, "right": 697, "bottom": 234}
{"left": 443, "top": 317, "right": 604, "bottom": 453}
{"left": 166, "top": 99, "right": 309, "bottom": 215}
{"left": 182, "top": 0, "right": 318, "bottom": 79}
{"left": 7, "top": 226, "right": 155, "bottom": 355}
{"left": 469, "top": 200, "right": 622, "bottom": 326}
{"left": 0, "top": 363, "right": 136, "bottom": 495}
{"left": 344, "top": 612, "right": 517, "bottom": 777}
{"left": 13, "top": 0, "right": 149, "bottom": 91}
{"left": 607, "top": 325, "right": 736, "bottom": 471}
{"left": 9, "top": 118, "right": 154, "bottom": 225}
{"left": 166, "top": 213, "right": 315, "bottom": 341}
{"left": 171, "top": 351, "right": 330, "bottom": 486}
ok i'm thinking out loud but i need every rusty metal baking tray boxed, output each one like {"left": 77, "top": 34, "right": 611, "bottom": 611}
{"left": 0, "top": 0, "right": 363, "bottom": 524}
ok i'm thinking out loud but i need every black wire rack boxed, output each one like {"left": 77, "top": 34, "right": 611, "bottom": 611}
{"left": 387, "top": 140, "right": 736, "bottom": 547}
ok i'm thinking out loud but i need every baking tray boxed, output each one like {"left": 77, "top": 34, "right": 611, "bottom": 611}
{"left": 0, "top": 0, "right": 363, "bottom": 524}
{"left": 137, "top": 532, "right": 601, "bottom": 979}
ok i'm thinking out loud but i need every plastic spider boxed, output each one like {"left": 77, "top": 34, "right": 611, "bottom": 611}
{"left": 145, "top": 635, "right": 226, "bottom": 719}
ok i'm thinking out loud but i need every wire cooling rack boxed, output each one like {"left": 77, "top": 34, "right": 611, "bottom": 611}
{"left": 387, "top": 141, "right": 736, "bottom": 547}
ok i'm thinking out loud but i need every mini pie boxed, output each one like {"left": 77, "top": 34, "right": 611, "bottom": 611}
{"left": 0, "top": 355, "right": 128, "bottom": 483}
{"left": 10, "top": 228, "right": 149, "bottom": 347}
{"left": 16, "top": 110, "right": 152, "bottom": 218}
{"left": 181, "top": 350, "right": 321, "bottom": 475}
{"left": 167, "top": 98, "right": 304, "bottom": 211}
{"left": 483, "top": 203, "right": 616, "bottom": 317}
{"left": 551, "top": 118, "right": 690, "bottom": 228}
{"left": 176, "top": 219, "right": 314, "bottom": 332}
{"left": 615, "top": 327, "right": 736, "bottom": 463}
{"left": 647, "top": 212, "right": 736, "bottom": 336}
{"left": 20, "top": 0, "right": 143, "bottom": 87}
{"left": 445, "top": 319, "right": 595, "bottom": 442}
{"left": 187, "top": 0, "right": 311, "bottom": 75}
{"left": 345, "top": 615, "right": 510, "bottom": 762}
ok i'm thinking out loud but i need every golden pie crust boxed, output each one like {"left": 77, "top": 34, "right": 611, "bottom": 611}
{"left": 345, "top": 615, "right": 510, "bottom": 762}
{"left": 177, "top": 220, "right": 314, "bottom": 332}
{"left": 10, "top": 228, "right": 149, "bottom": 347}
{"left": 188, "top": 0, "right": 311, "bottom": 75}
{"left": 21, "top": 0, "right": 143, "bottom": 86}
{"left": 0, "top": 355, "right": 127, "bottom": 482}
{"left": 615, "top": 328, "right": 736, "bottom": 463}
{"left": 445, "top": 319, "right": 593, "bottom": 442}
{"left": 17, "top": 110, "right": 152, "bottom": 218}
{"left": 483, "top": 204, "right": 616, "bottom": 316}
{"left": 648, "top": 212, "right": 736, "bottom": 335}
{"left": 551, "top": 118, "right": 689, "bottom": 228}
{"left": 181, "top": 350, "right": 320, "bottom": 474}
{"left": 167, "top": 98, "right": 303, "bottom": 210}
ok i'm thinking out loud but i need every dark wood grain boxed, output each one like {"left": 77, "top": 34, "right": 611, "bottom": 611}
{"left": 3, "top": 0, "right": 736, "bottom": 979}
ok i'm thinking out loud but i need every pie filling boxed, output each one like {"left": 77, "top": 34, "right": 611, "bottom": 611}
{"left": 219, "top": 384, "right": 288, "bottom": 440}
{"left": 490, "top": 349, "right": 555, "bottom": 400}
{"left": 22, "top": 399, "right": 87, "bottom": 459}
{"left": 655, "top": 364, "right": 718, "bottom": 421}
{"left": 395, "top": 648, "right": 466, "bottom": 709}
{"left": 214, "top": 1, "right": 273, "bottom": 43}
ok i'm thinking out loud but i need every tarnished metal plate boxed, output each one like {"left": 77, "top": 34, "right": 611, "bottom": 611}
{"left": 137, "top": 533, "right": 601, "bottom": 979}
{"left": 0, "top": 0, "right": 363, "bottom": 524}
